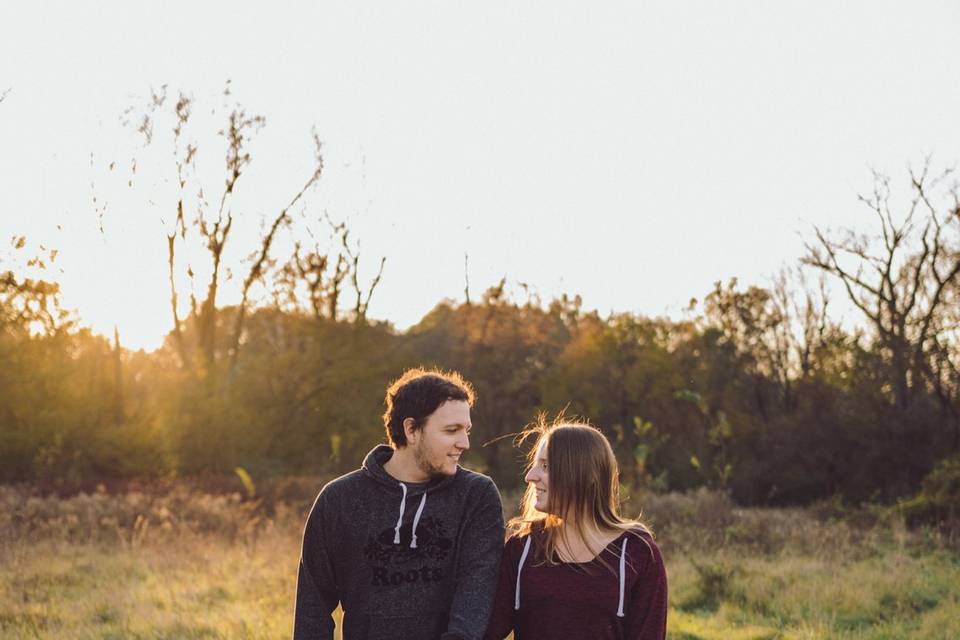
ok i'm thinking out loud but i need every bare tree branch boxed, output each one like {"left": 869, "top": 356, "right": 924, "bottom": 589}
{"left": 802, "top": 165, "right": 960, "bottom": 412}
{"left": 228, "top": 138, "right": 325, "bottom": 369}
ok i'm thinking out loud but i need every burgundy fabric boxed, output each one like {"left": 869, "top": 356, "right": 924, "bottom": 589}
{"left": 484, "top": 529, "right": 667, "bottom": 640}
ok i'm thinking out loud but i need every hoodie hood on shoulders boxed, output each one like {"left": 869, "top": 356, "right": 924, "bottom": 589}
{"left": 360, "top": 444, "right": 459, "bottom": 496}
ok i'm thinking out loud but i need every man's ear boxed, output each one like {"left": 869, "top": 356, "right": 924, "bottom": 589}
{"left": 403, "top": 417, "right": 418, "bottom": 444}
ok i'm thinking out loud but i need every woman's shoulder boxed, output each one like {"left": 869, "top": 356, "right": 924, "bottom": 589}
{"left": 505, "top": 529, "right": 534, "bottom": 547}
{"left": 497, "top": 531, "right": 530, "bottom": 567}
{"left": 621, "top": 525, "right": 665, "bottom": 571}
{"left": 624, "top": 524, "right": 656, "bottom": 543}
{"left": 504, "top": 522, "right": 544, "bottom": 553}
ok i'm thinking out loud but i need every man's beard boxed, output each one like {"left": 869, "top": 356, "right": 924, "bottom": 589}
{"left": 412, "top": 440, "right": 449, "bottom": 479}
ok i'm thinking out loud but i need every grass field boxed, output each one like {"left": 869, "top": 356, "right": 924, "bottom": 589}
{"left": 2, "top": 483, "right": 958, "bottom": 639}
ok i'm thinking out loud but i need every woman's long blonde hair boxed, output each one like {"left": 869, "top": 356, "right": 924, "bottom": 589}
{"left": 508, "top": 416, "right": 653, "bottom": 573}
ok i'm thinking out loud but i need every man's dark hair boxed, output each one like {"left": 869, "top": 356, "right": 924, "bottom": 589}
{"left": 383, "top": 368, "right": 475, "bottom": 447}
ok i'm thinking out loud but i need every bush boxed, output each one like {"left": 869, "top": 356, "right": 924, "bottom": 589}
{"left": 900, "top": 455, "right": 960, "bottom": 543}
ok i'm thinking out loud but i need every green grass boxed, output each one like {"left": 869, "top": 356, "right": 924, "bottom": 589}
{"left": 665, "top": 552, "right": 960, "bottom": 639}
{"left": 2, "top": 485, "right": 958, "bottom": 639}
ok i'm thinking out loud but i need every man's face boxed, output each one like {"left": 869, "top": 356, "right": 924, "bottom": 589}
{"left": 408, "top": 400, "right": 472, "bottom": 478}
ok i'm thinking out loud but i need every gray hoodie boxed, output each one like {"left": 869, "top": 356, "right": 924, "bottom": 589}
{"left": 294, "top": 445, "right": 505, "bottom": 640}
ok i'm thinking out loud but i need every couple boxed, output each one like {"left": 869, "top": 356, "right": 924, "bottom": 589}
{"left": 293, "top": 368, "right": 667, "bottom": 640}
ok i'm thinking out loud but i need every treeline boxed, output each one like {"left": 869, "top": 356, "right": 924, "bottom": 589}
{"left": 2, "top": 245, "right": 958, "bottom": 508}
{"left": 2, "top": 90, "right": 959, "bottom": 510}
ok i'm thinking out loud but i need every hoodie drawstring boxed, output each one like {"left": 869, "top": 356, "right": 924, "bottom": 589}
{"left": 616, "top": 536, "right": 628, "bottom": 617}
{"left": 410, "top": 493, "right": 427, "bottom": 548}
{"left": 394, "top": 482, "right": 428, "bottom": 548}
{"left": 393, "top": 483, "right": 408, "bottom": 544}
{"left": 514, "top": 536, "right": 532, "bottom": 610}
{"left": 513, "top": 534, "right": 629, "bottom": 615}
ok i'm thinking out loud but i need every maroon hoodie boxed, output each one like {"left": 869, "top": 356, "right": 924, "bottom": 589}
{"left": 484, "top": 528, "right": 667, "bottom": 640}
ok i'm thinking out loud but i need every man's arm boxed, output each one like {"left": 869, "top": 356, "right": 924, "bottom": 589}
{"left": 443, "top": 477, "right": 506, "bottom": 640}
{"left": 293, "top": 489, "right": 340, "bottom": 640}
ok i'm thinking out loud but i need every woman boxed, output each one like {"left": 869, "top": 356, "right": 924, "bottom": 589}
{"left": 484, "top": 419, "right": 667, "bottom": 640}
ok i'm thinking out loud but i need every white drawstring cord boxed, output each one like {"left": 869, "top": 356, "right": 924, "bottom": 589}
{"left": 393, "top": 482, "right": 408, "bottom": 544}
{"left": 616, "top": 537, "right": 628, "bottom": 617}
{"left": 410, "top": 493, "right": 427, "bottom": 548}
{"left": 514, "top": 537, "right": 532, "bottom": 610}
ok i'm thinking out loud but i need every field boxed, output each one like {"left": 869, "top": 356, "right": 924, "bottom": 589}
{"left": 2, "top": 482, "right": 958, "bottom": 640}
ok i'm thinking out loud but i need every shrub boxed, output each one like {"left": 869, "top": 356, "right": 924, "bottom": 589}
{"left": 899, "top": 455, "right": 960, "bottom": 544}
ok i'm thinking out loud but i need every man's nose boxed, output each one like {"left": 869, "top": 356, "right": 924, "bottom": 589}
{"left": 457, "top": 431, "right": 470, "bottom": 450}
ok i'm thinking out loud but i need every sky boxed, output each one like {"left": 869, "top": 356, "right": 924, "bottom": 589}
{"left": 1, "top": 1, "right": 959, "bottom": 350}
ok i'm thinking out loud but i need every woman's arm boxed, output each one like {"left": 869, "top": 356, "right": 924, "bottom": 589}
{"left": 483, "top": 538, "right": 518, "bottom": 640}
{"left": 623, "top": 535, "right": 668, "bottom": 640}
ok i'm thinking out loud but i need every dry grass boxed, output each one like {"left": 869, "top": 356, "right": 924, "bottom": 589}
{"left": 2, "top": 483, "right": 958, "bottom": 639}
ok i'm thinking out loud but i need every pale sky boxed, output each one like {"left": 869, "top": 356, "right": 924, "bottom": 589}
{"left": 2, "top": 1, "right": 959, "bottom": 350}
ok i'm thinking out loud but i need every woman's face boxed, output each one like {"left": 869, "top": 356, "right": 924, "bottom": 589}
{"left": 524, "top": 438, "right": 550, "bottom": 513}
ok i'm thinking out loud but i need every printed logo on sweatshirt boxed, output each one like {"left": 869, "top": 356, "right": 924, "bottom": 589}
{"left": 364, "top": 516, "right": 453, "bottom": 586}
{"left": 363, "top": 515, "right": 453, "bottom": 565}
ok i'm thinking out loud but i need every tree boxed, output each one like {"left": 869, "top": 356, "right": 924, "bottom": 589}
{"left": 702, "top": 270, "right": 832, "bottom": 415}
{"left": 803, "top": 163, "right": 960, "bottom": 417}
{"left": 90, "top": 84, "right": 389, "bottom": 473}
{"left": 0, "top": 238, "right": 71, "bottom": 337}
{"left": 273, "top": 217, "right": 385, "bottom": 324}
{"left": 109, "top": 83, "right": 383, "bottom": 376}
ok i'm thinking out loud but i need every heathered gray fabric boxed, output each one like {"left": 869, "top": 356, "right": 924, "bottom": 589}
{"left": 293, "top": 445, "right": 505, "bottom": 640}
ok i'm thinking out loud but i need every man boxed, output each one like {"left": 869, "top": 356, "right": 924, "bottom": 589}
{"left": 294, "top": 368, "right": 505, "bottom": 640}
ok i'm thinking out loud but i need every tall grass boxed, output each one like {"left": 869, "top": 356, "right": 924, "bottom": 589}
{"left": 1, "top": 483, "right": 958, "bottom": 639}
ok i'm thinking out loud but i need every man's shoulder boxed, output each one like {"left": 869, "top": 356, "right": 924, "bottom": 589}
{"left": 455, "top": 465, "right": 495, "bottom": 485}
{"left": 454, "top": 466, "right": 500, "bottom": 494}
{"left": 314, "top": 468, "right": 366, "bottom": 502}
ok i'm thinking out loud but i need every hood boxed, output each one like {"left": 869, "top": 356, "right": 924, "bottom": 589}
{"left": 360, "top": 444, "right": 460, "bottom": 496}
